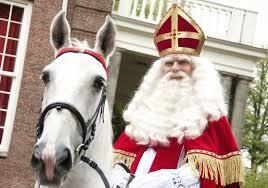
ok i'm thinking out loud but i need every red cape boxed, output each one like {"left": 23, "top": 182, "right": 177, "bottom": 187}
{"left": 113, "top": 116, "right": 244, "bottom": 187}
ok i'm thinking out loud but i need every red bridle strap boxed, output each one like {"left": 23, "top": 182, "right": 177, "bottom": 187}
{"left": 55, "top": 47, "right": 108, "bottom": 76}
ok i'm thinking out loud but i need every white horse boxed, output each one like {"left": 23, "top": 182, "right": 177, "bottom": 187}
{"left": 31, "top": 11, "right": 116, "bottom": 188}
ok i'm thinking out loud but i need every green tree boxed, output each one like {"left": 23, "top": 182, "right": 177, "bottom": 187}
{"left": 245, "top": 164, "right": 268, "bottom": 188}
{"left": 112, "top": 101, "right": 127, "bottom": 142}
{"left": 243, "top": 54, "right": 268, "bottom": 186}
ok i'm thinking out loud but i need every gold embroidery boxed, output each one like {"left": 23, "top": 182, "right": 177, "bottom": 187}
{"left": 185, "top": 150, "right": 244, "bottom": 186}
{"left": 186, "top": 149, "right": 241, "bottom": 159}
{"left": 113, "top": 149, "right": 136, "bottom": 169}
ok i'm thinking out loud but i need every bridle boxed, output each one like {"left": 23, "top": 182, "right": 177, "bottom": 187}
{"left": 35, "top": 48, "right": 110, "bottom": 188}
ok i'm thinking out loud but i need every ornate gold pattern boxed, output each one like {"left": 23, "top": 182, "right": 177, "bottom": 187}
{"left": 154, "top": 4, "right": 206, "bottom": 57}
{"left": 186, "top": 149, "right": 241, "bottom": 159}
{"left": 113, "top": 149, "right": 136, "bottom": 169}
{"left": 161, "top": 47, "right": 198, "bottom": 57}
{"left": 185, "top": 150, "right": 244, "bottom": 186}
{"left": 155, "top": 32, "right": 202, "bottom": 44}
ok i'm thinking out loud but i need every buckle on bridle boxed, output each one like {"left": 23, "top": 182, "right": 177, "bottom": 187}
{"left": 56, "top": 105, "right": 62, "bottom": 111}
{"left": 75, "top": 144, "right": 85, "bottom": 154}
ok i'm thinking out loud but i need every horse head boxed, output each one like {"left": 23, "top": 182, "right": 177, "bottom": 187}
{"left": 30, "top": 11, "right": 115, "bottom": 187}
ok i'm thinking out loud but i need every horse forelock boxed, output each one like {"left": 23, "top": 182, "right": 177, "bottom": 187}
{"left": 69, "top": 38, "right": 92, "bottom": 52}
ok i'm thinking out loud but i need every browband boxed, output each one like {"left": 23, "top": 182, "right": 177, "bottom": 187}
{"left": 55, "top": 47, "right": 108, "bottom": 76}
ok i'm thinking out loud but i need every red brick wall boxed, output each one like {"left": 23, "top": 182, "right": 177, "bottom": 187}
{"left": 0, "top": 0, "right": 113, "bottom": 187}
{"left": 68, "top": 0, "right": 113, "bottom": 46}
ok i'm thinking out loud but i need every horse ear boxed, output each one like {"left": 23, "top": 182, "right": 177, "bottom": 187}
{"left": 94, "top": 16, "right": 116, "bottom": 60}
{"left": 50, "top": 11, "right": 71, "bottom": 51}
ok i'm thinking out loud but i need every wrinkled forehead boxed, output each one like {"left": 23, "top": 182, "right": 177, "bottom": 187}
{"left": 162, "top": 54, "right": 192, "bottom": 64}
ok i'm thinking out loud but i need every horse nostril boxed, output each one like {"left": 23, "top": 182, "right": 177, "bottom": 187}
{"left": 31, "top": 146, "right": 42, "bottom": 169}
{"left": 56, "top": 148, "right": 72, "bottom": 171}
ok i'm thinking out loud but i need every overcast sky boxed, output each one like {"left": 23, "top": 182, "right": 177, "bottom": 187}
{"left": 206, "top": 0, "right": 268, "bottom": 48}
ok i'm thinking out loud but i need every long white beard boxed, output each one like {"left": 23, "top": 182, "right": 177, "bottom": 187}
{"left": 125, "top": 71, "right": 207, "bottom": 145}
{"left": 124, "top": 57, "right": 227, "bottom": 146}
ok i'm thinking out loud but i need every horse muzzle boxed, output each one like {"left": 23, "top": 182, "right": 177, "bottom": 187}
{"left": 31, "top": 142, "right": 73, "bottom": 185}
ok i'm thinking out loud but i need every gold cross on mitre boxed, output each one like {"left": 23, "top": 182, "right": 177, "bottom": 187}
{"left": 153, "top": 3, "right": 205, "bottom": 57}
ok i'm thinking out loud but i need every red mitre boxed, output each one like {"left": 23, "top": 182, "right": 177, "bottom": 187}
{"left": 154, "top": 3, "right": 206, "bottom": 57}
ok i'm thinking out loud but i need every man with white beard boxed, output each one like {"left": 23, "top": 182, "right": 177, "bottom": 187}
{"left": 111, "top": 3, "right": 244, "bottom": 188}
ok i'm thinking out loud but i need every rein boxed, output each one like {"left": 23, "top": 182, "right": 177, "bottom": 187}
{"left": 36, "top": 48, "right": 110, "bottom": 188}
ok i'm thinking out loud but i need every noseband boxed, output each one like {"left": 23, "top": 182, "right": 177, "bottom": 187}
{"left": 35, "top": 48, "right": 110, "bottom": 188}
{"left": 36, "top": 88, "right": 107, "bottom": 149}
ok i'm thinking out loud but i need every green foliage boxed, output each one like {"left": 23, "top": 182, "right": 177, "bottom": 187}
{"left": 245, "top": 165, "right": 268, "bottom": 188}
{"left": 112, "top": 101, "right": 127, "bottom": 142}
{"left": 243, "top": 56, "right": 268, "bottom": 167}
{"left": 113, "top": 0, "right": 119, "bottom": 11}
{"left": 243, "top": 54, "right": 268, "bottom": 186}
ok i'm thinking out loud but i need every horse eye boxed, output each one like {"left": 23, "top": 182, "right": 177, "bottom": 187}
{"left": 41, "top": 71, "right": 50, "bottom": 84}
{"left": 93, "top": 76, "right": 105, "bottom": 90}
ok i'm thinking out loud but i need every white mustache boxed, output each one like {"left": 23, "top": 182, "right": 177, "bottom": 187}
{"left": 164, "top": 71, "right": 189, "bottom": 80}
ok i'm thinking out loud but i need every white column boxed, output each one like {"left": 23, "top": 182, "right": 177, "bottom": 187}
{"left": 131, "top": 0, "right": 139, "bottom": 17}
{"left": 140, "top": 0, "right": 148, "bottom": 19}
{"left": 118, "top": 0, "right": 132, "bottom": 17}
{"left": 156, "top": 0, "right": 164, "bottom": 22}
{"left": 231, "top": 77, "right": 250, "bottom": 148}
{"left": 148, "top": 0, "right": 156, "bottom": 21}
{"left": 107, "top": 50, "right": 123, "bottom": 114}
{"left": 220, "top": 72, "right": 235, "bottom": 113}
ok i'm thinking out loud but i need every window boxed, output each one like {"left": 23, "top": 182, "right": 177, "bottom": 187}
{"left": 0, "top": 0, "right": 32, "bottom": 156}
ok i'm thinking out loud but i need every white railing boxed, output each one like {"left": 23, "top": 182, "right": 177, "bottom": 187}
{"left": 183, "top": 0, "right": 232, "bottom": 39}
{"left": 113, "top": 0, "right": 258, "bottom": 45}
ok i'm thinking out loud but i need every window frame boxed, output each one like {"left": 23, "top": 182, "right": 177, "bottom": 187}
{"left": 0, "top": 0, "right": 32, "bottom": 157}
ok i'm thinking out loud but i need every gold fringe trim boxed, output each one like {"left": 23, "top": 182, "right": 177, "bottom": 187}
{"left": 185, "top": 150, "right": 244, "bottom": 186}
{"left": 113, "top": 149, "right": 136, "bottom": 169}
